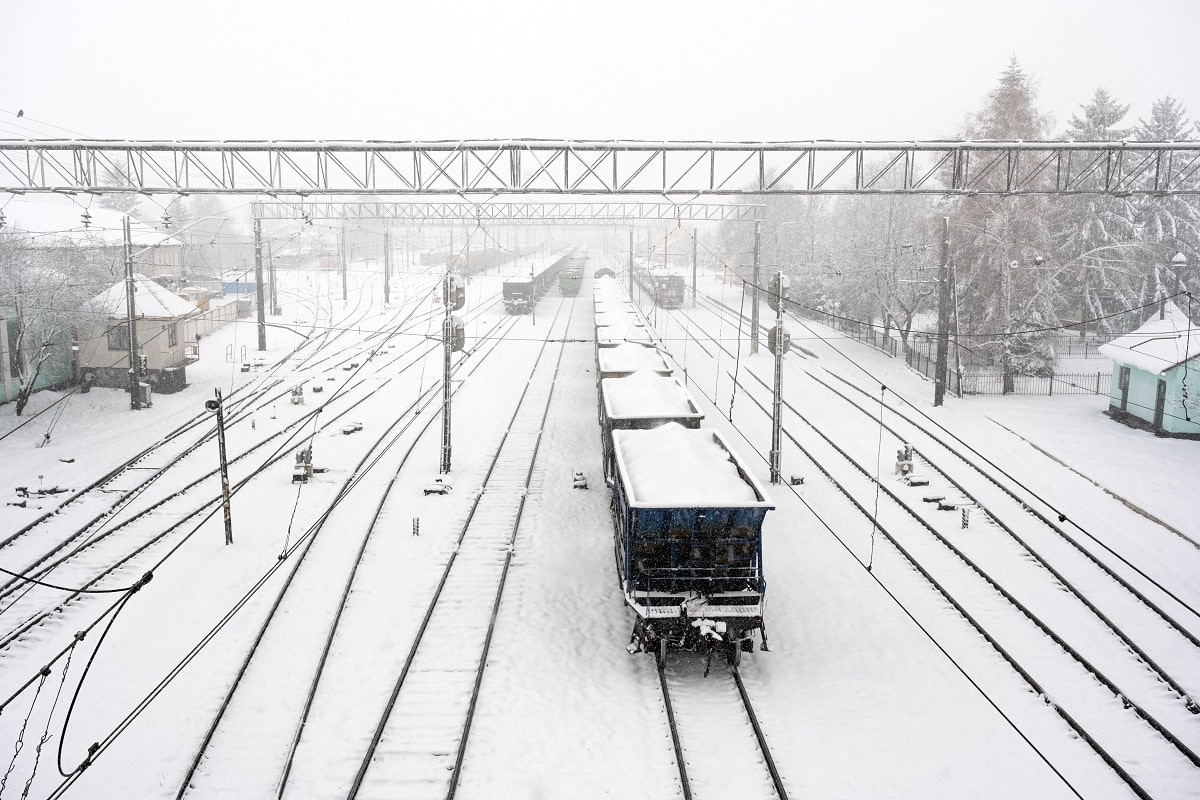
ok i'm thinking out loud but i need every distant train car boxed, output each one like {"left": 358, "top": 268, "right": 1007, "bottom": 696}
{"left": 593, "top": 266, "right": 616, "bottom": 280}
{"left": 559, "top": 269, "right": 583, "bottom": 296}
{"left": 610, "top": 424, "right": 773, "bottom": 664}
{"left": 503, "top": 277, "right": 535, "bottom": 314}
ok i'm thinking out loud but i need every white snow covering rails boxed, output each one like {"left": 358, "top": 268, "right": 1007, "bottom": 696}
{"left": 610, "top": 424, "right": 774, "bottom": 664}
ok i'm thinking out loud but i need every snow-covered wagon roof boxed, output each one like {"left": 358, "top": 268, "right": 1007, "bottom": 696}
{"left": 1098, "top": 302, "right": 1200, "bottom": 375}
{"left": 596, "top": 343, "right": 673, "bottom": 377}
{"left": 601, "top": 371, "right": 703, "bottom": 421}
{"left": 612, "top": 423, "right": 772, "bottom": 507}
{"left": 90, "top": 274, "right": 199, "bottom": 319}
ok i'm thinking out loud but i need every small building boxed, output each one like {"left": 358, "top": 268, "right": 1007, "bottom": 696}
{"left": 1098, "top": 301, "right": 1200, "bottom": 438}
{"left": 79, "top": 275, "right": 200, "bottom": 394}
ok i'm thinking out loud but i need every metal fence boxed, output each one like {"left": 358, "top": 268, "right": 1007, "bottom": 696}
{"left": 957, "top": 371, "right": 1111, "bottom": 396}
{"left": 792, "top": 305, "right": 1112, "bottom": 397}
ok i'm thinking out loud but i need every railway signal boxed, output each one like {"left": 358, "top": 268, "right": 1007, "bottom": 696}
{"left": 441, "top": 273, "right": 466, "bottom": 474}
{"left": 769, "top": 270, "right": 788, "bottom": 484}
{"left": 205, "top": 390, "right": 234, "bottom": 545}
{"left": 767, "top": 272, "right": 789, "bottom": 312}
{"left": 443, "top": 274, "right": 466, "bottom": 310}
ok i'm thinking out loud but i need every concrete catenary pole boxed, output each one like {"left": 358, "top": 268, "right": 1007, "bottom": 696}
{"left": 123, "top": 216, "right": 142, "bottom": 410}
{"left": 383, "top": 229, "right": 391, "bottom": 306}
{"left": 770, "top": 271, "right": 785, "bottom": 483}
{"left": 750, "top": 220, "right": 762, "bottom": 354}
{"left": 934, "top": 216, "right": 951, "bottom": 407}
{"left": 254, "top": 217, "right": 267, "bottom": 351}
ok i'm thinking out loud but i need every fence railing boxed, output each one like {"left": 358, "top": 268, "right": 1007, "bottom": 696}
{"left": 791, "top": 305, "right": 1112, "bottom": 397}
{"left": 956, "top": 371, "right": 1111, "bottom": 396}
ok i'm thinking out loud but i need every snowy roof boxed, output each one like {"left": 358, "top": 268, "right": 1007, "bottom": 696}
{"left": 597, "top": 324, "right": 653, "bottom": 347}
{"left": 596, "top": 343, "right": 672, "bottom": 376}
{"left": 612, "top": 424, "right": 771, "bottom": 507}
{"left": 595, "top": 311, "right": 643, "bottom": 329}
{"left": 3, "top": 195, "right": 182, "bottom": 248}
{"left": 601, "top": 371, "right": 703, "bottom": 420}
{"left": 1097, "top": 302, "right": 1200, "bottom": 375}
{"left": 90, "top": 274, "right": 200, "bottom": 319}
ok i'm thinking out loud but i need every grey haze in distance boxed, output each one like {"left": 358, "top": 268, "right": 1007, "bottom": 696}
{"left": 2, "top": 0, "right": 1197, "bottom": 144}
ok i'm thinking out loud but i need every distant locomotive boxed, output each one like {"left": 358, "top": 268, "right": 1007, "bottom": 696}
{"left": 593, "top": 274, "right": 773, "bottom": 665}
{"left": 632, "top": 260, "right": 686, "bottom": 309}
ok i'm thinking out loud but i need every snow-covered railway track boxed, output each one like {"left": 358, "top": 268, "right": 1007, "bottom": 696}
{"left": 348, "top": 300, "right": 573, "bottom": 800}
{"left": 736, "top": 369, "right": 1200, "bottom": 798}
{"left": 810, "top": 368, "right": 1200, "bottom": 641}
{"left": 33, "top": 313, "right": 523, "bottom": 799}
{"left": 804, "top": 369, "right": 1200, "bottom": 696}
{"left": 0, "top": 305, "right": 500, "bottom": 672}
{"left": 663, "top": 302, "right": 1200, "bottom": 798}
{"left": 659, "top": 659, "right": 788, "bottom": 800}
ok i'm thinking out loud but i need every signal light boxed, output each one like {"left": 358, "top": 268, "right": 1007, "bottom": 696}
{"left": 445, "top": 315, "right": 466, "bottom": 352}
{"left": 768, "top": 324, "right": 790, "bottom": 355}
{"left": 767, "top": 273, "right": 790, "bottom": 312}
{"left": 443, "top": 274, "right": 466, "bottom": 310}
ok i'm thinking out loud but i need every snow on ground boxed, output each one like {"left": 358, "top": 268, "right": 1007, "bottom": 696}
{"left": 0, "top": 260, "right": 1196, "bottom": 799}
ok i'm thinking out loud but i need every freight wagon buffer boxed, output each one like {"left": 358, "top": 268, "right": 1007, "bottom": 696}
{"left": 611, "top": 424, "right": 774, "bottom": 664}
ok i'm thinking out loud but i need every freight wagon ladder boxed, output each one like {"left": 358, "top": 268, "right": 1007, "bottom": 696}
{"left": 352, "top": 339, "right": 562, "bottom": 799}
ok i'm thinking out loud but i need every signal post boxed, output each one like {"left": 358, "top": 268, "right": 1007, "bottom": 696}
{"left": 768, "top": 271, "right": 789, "bottom": 484}
{"left": 440, "top": 273, "right": 466, "bottom": 474}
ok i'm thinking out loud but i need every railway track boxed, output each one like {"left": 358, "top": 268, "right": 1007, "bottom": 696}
{"left": 349, "top": 297, "right": 574, "bottom": 799}
{"left": 662, "top": 298, "right": 1200, "bottom": 798}
{"left": 659, "top": 657, "right": 788, "bottom": 800}
{"left": 0, "top": 280, "right": 514, "bottom": 656}
{"left": 37, "top": 302, "right": 527, "bottom": 799}
{"left": 161, "top": 297, "right": 574, "bottom": 799}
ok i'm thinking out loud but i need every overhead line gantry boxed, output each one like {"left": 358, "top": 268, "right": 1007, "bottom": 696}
{"left": 2, "top": 139, "right": 1197, "bottom": 196}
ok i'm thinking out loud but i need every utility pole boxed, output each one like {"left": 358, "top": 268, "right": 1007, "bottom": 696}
{"left": 750, "top": 220, "right": 762, "bottom": 354}
{"left": 383, "top": 229, "right": 391, "bottom": 305}
{"left": 268, "top": 242, "right": 281, "bottom": 316}
{"left": 340, "top": 228, "right": 348, "bottom": 301}
{"left": 254, "top": 217, "right": 267, "bottom": 351}
{"left": 123, "top": 216, "right": 142, "bottom": 410}
{"left": 206, "top": 389, "right": 234, "bottom": 545}
{"left": 692, "top": 231, "right": 698, "bottom": 307}
{"left": 934, "top": 216, "right": 951, "bottom": 407}
{"left": 769, "top": 271, "right": 788, "bottom": 484}
{"left": 628, "top": 228, "right": 634, "bottom": 297}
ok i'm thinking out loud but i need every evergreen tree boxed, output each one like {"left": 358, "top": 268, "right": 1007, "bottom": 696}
{"left": 1137, "top": 96, "right": 1190, "bottom": 140}
{"left": 951, "top": 59, "right": 1060, "bottom": 388}
{"left": 1066, "top": 88, "right": 1132, "bottom": 141}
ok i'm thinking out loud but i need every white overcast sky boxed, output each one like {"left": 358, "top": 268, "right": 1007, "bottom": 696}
{"left": 2, "top": 0, "right": 1198, "bottom": 142}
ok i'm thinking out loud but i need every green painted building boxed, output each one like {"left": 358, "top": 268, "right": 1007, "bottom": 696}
{"left": 1098, "top": 302, "right": 1200, "bottom": 438}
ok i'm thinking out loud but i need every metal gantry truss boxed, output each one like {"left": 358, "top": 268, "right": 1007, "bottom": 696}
{"left": 2, "top": 139, "right": 1198, "bottom": 196}
{"left": 250, "top": 200, "right": 765, "bottom": 224}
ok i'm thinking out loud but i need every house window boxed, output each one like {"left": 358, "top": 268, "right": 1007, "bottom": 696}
{"left": 108, "top": 323, "right": 130, "bottom": 351}
{"left": 167, "top": 323, "right": 178, "bottom": 348}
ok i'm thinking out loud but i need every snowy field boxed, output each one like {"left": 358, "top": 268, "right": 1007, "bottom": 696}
{"left": 0, "top": 258, "right": 1197, "bottom": 799}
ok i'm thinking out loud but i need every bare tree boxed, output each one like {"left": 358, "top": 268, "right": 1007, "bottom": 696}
{"left": 0, "top": 231, "right": 97, "bottom": 414}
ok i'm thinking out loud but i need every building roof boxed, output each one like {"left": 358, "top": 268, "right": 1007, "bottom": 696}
{"left": 90, "top": 274, "right": 199, "bottom": 319}
{"left": 1098, "top": 301, "right": 1200, "bottom": 375}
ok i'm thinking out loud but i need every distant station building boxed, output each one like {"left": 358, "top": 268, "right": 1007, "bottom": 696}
{"left": 1098, "top": 301, "right": 1200, "bottom": 438}
{"left": 79, "top": 274, "right": 200, "bottom": 394}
